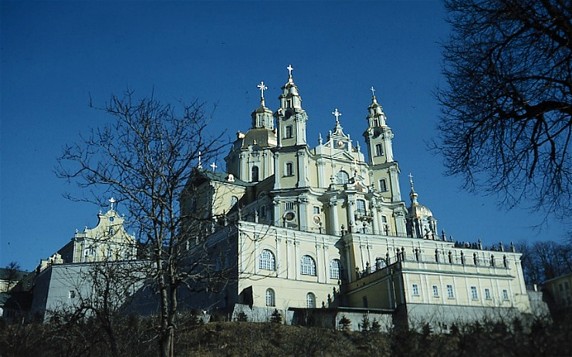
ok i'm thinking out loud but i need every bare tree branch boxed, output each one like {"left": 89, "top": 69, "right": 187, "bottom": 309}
{"left": 435, "top": 0, "right": 572, "bottom": 219}
{"left": 55, "top": 90, "right": 229, "bottom": 357}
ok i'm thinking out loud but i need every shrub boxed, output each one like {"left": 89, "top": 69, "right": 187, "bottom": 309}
{"left": 339, "top": 315, "right": 351, "bottom": 332}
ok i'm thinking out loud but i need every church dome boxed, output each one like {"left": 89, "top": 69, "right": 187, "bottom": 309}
{"left": 409, "top": 202, "right": 433, "bottom": 218}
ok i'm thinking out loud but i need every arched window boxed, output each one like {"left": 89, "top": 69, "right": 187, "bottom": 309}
{"left": 230, "top": 196, "right": 239, "bottom": 209}
{"left": 306, "top": 292, "right": 316, "bottom": 308}
{"left": 301, "top": 255, "right": 316, "bottom": 276}
{"left": 259, "top": 205, "right": 267, "bottom": 218}
{"left": 330, "top": 259, "right": 341, "bottom": 280}
{"left": 356, "top": 199, "right": 367, "bottom": 216}
{"left": 266, "top": 288, "right": 275, "bottom": 307}
{"left": 251, "top": 166, "right": 259, "bottom": 182}
{"left": 285, "top": 162, "right": 294, "bottom": 176}
{"left": 336, "top": 170, "right": 349, "bottom": 184}
{"left": 259, "top": 249, "right": 276, "bottom": 271}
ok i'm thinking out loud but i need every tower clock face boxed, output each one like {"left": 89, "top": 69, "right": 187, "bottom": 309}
{"left": 337, "top": 140, "right": 345, "bottom": 148}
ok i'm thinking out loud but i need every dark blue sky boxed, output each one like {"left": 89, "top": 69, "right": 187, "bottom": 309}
{"left": 1, "top": 1, "right": 567, "bottom": 271}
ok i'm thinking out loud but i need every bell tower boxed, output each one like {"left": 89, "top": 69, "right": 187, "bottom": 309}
{"left": 363, "top": 87, "right": 402, "bottom": 201}
{"left": 363, "top": 87, "right": 394, "bottom": 165}
{"left": 275, "top": 65, "right": 308, "bottom": 148}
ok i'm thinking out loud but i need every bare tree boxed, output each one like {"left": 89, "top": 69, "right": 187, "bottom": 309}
{"left": 45, "top": 260, "right": 148, "bottom": 357}
{"left": 56, "top": 91, "right": 227, "bottom": 356}
{"left": 517, "top": 240, "right": 572, "bottom": 285}
{"left": 436, "top": 0, "right": 572, "bottom": 218}
{"left": 2, "top": 261, "right": 22, "bottom": 292}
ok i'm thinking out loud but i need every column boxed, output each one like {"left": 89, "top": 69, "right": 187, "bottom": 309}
{"left": 372, "top": 204, "right": 381, "bottom": 235}
{"left": 298, "top": 195, "right": 309, "bottom": 231}
{"left": 273, "top": 199, "right": 281, "bottom": 227}
{"left": 273, "top": 152, "right": 281, "bottom": 189}
{"left": 329, "top": 198, "right": 339, "bottom": 235}
{"left": 346, "top": 196, "right": 356, "bottom": 233}
{"left": 297, "top": 150, "right": 307, "bottom": 187}
{"left": 240, "top": 153, "right": 248, "bottom": 182}
{"left": 389, "top": 166, "right": 401, "bottom": 201}
{"left": 275, "top": 234, "right": 281, "bottom": 278}
{"left": 317, "top": 159, "right": 326, "bottom": 188}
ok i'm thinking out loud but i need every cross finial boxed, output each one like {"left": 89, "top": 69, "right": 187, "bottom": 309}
{"left": 109, "top": 197, "right": 116, "bottom": 211}
{"left": 370, "top": 86, "right": 376, "bottom": 97}
{"left": 197, "top": 151, "right": 203, "bottom": 169}
{"left": 287, "top": 64, "right": 294, "bottom": 82}
{"left": 332, "top": 108, "right": 342, "bottom": 124}
{"left": 408, "top": 173, "right": 414, "bottom": 188}
{"left": 210, "top": 162, "right": 217, "bottom": 171}
{"left": 257, "top": 81, "right": 267, "bottom": 99}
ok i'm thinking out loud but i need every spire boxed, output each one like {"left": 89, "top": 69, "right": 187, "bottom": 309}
{"left": 278, "top": 64, "right": 302, "bottom": 110}
{"left": 368, "top": 86, "right": 385, "bottom": 123}
{"left": 276, "top": 64, "right": 308, "bottom": 147}
{"left": 409, "top": 173, "right": 419, "bottom": 205}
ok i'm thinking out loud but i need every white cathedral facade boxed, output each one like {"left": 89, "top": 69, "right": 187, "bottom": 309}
{"left": 182, "top": 66, "right": 534, "bottom": 329}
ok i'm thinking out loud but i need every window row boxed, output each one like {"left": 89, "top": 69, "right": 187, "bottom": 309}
{"left": 265, "top": 288, "right": 316, "bottom": 308}
{"left": 258, "top": 249, "right": 342, "bottom": 279}
{"left": 411, "top": 284, "right": 510, "bottom": 301}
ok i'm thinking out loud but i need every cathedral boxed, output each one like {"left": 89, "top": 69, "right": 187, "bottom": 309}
{"left": 181, "top": 66, "right": 535, "bottom": 330}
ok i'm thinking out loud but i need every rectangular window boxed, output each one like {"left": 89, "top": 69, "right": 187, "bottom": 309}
{"left": 285, "top": 162, "right": 294, "bottom": 176}
{"left": 313, "top": 206, "right": 320, "bottom": 214}
{"left": 69, "top": 290, "right": 76, "bottom": 299}
{"left": 285, "top": 125, "right": 293, "bottom": 138}
{"left": 502, "top": 289, "right": 509, "bottom": 300}
{"left": 379, "top": 179, "right": 387, "bottom": 192}
{"left": 432, "top": 285, "right": 439, "bottom": 297}
{"left": 412, "top": 284, "right": 419, "bottom": 296}
{"left": 484, "top": 288, "right": 491, "bottom": 300}
{"left": 447, "top": 284, "right": 454, "bottom": 298}
{"left": 356, "top": 199, "right": 367, "bottom": 216}
{"left": 471, "top": 286, "right": 478, "bottom": 300}
{"left": 375, "top": 144, "right": 383, "bottom": 156}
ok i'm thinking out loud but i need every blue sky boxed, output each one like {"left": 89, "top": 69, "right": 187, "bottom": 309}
{"left": 1, "top": 1, "right": 568, "bottom": 271}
